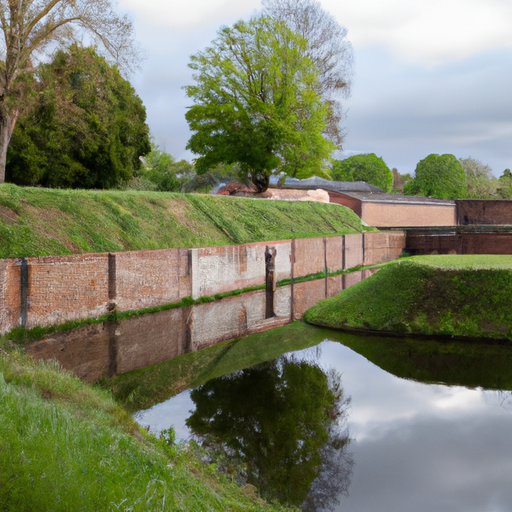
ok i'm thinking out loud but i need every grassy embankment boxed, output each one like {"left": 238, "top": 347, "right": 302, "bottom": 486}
{"left": 0, "top": 183, "right": 367, "bottom": 258}
{"left": 0, "top": 184, "right": 367, "bottom": 511}
{"left": 304, "top": 255, "right": 512, "bottom": 340}
{"left": 0, "top": 348, "right": 294, "bottom": 512}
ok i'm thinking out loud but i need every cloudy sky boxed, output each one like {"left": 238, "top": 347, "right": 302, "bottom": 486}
{"left": 118, "top": 0, "right": 512, "bottom": 177}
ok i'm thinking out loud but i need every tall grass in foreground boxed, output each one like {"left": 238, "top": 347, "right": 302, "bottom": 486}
{"left": 0, "top": 352, "right": 292, "bottom": 512}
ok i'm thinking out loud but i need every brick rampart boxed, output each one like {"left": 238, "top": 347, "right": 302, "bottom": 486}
{"left": 114, "top": 249, "right": 190, "bottom": 311}
{"left": 456, "top": 200, "right": 512, "bottom": 225}
{"left": 407, "top": 231, "right": 512, "bottom": 255}
{"left": 2, "top": 232, "right": 405, "bottom": 335}
{"left": 25, "top": 254, "right": 109, "bottom": 329}
{"left": 362, "top": 202, "right": 456, "bottom": 228}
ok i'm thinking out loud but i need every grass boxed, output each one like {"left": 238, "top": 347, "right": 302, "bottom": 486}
{"left": 0, "top": 349, "right": 294, "bottom": 511}
{"left": 303, "top": 254, "right": 512, "bottom": 340}
{"left": 0, "top": 183, "right": 366, "bottom": 258}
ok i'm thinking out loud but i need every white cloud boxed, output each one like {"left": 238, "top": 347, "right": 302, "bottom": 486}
{"left": 119, "top": 0, "right": 260, "bottom": 30}
{"left": 322, "top": 0, "right": 512, "bottom": 65}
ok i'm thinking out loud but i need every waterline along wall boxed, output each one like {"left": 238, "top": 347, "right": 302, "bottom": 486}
{"left": 1, "top": 232, "right": 405, "bottom": 380}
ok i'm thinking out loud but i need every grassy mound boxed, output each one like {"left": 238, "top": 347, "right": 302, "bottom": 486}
{"left": 0, "top": 350, "right": 292, "bottom": 511}
{"left": 0, "top": 184, "right": 365, "bottom": 258}
{"left": 303, "top": 255, "right": 512, "bottom": 340}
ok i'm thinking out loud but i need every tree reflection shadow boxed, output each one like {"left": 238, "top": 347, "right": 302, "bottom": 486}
{"left": 186, "top": 352, "right": 353, "bottom": 511}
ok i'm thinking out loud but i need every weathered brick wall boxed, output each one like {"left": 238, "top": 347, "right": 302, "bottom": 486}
{"left": 406, "top": 232, "right": 512, "bottom": 255}
{"left": 190, "top": 241, "right": 291, "bottom": 299}
{"left": 362, "top": 202, "right": 456, "bottom": 227}
{"left": 0, "top": 259, "right": 21, "bottom": 334}
{"left": 292, "top": 238, "right": 325, "bottom": 278}
{"left": 3, "top": 232, "right": 403, "bottom": 335}
{"left": 456, "top": 200, "right": 512, "bottom": 225}
{"left": 114, "top": 249, "right": 190, "bottom": 311}
{"left": 344, "top": 234, "right": 364, "bottom": 269}
{"left": 25, "top": 254, "right": 109, "bottom": 329}
{"left": 325, "top": 236, "right": 343, "bottom": 273}
{"left": 364, "top": 232, "right": 405, "bottom": 265}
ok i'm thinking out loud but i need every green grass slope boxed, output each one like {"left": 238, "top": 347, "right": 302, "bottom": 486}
{"left": 304, "top": 255, "right": 512, "bottom": 340}
{"left": 0, "top": 350, "right": 293, "bottom": 512}
{"left": 0, "top": 184, "right": 365, "bottom": 258}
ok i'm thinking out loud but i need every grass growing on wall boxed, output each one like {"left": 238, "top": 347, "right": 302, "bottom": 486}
{"left": 303, "top": 255, "right": 512, "bottom": 340}
{"left": 0, "top": 350, "right": 293, "bottom": 512}
{"left": 0, "top": 184, "right": 366, "bottom": 258}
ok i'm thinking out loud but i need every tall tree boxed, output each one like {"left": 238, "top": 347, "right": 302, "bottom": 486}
{"left": 459, "top": 157, "right": 497, "bottom": 198}
{"left": 0, "top": 0, "right": 138, "bottom": 183}
{"left": 404, "top": 153, "right": 467, "bottom": 199}
{"left": 7, "top": 45, "right": 150, "bottom": 189}
{"left": 331, "top": 153, "right": 393, "bottom": 192}
{"left": 184, "top": 16, "right": 335, "bottom": 193}
{"left": 262, "top": 0, "right": 353, "bottom": 146}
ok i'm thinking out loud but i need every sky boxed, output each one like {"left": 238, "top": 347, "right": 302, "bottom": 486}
{"left": 117, "top": 0, "right": 512, "bottom": 177}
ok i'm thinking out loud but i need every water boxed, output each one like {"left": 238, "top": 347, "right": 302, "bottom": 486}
{"left": 135, "top": 334, "right": 512, "bottom": 512}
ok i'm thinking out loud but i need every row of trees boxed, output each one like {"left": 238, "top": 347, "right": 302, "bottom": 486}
{"left": 1, "top": 0, "right": 354, "bottom": 192}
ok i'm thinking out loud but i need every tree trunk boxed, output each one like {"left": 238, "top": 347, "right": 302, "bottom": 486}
{"left": 0, "top": 110, "right": 16, "bottom": 184}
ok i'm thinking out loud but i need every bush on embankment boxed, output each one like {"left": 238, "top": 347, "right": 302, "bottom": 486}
{"left": 0, "top": 350, "right": 292, "bottom": 512}
{"left": 0, "top": 183, "right": 366, "bottom": 258}
{"left": 304, "top": 255, "right": 512, "bottom": 340}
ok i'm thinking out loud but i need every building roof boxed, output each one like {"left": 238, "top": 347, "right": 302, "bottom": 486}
{"left": 269, "top": 176, "right": 384, "bottom": 193}
{"left": 269, "top": 176, "right": 455, "bottom": 206}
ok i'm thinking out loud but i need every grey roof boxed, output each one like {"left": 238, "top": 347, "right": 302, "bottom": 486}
{"left": 269, "top": 176, "right": 455, "bottom": 206}
{"left": 269, "top": 176, "right": 383, "bottom": 193}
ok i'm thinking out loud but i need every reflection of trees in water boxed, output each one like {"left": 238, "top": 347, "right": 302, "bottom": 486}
{"left": 186, "top": 353, "right": 353, "bottom": 511}
{"left": 483, "top": 390, "right": 512, "bottom": 411}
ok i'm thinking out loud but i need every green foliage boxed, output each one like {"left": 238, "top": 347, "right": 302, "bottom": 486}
{"left": 304, "top": 255, "right": 512, "bottom": 340}
{"left": 331, "top": 153, "right": 393, "bottom": 192}
{"left": 459, "top": 157, "right": 497, "bottom": 198}
{"left": 0, "top": 183, "right": 364, "bottom": 258}
{"left": 125, "top": 143, "right": 195, "bottom": 192}
{"left": 496, "top": 169, "right": 512, "bottom": 199}
{"left": 185, "top": 16, "right": 334, "bottom": 192}
{"left": 6, "top": 45, "right": 151, "bottom": 189}
{"left": 404, "top": 153, "right": 467, "bottom": 199}
{"left": 0, "top": 351, "right": 291, "bottom": 512}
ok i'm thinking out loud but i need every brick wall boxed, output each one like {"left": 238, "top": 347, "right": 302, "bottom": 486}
{"left": 456, "top": 200, "right": 512, "bottom": 225}
{"left": 114, "top": 249, "right": 190, "bottom": 311}
{"left": 25, "top": 254, "right": 109, "bottom": 329}
{"left": 0, "top": 259, "right": 21, "bottom": 334}
{"left": 364, "top": 232, "right": 406, "bottom": 265}
{"left": 406, "top": 231, "right": 512, "bottom": 255}
{"left": 362, "top": 202, "right": 457, "bottom": 228}
{"left": 345, "top": 234, "right": 364, "bottom": 269}
{"left": 2, "top": 232, "right": 405, "bottom": 335}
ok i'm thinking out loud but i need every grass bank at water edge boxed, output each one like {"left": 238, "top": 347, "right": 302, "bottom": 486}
{"left": 304, "top": 255, "right": 512, "bottom": 340}
{"left": 0, "top": 184, "right": 367, "bottom": 258}
{"left": 0, "top": 349, "right": 294, "bottom": 511}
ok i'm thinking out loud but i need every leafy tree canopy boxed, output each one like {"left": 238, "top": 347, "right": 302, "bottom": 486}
{"left": 0, "top": 0, "right": 139, "bottom": 183}
{"left": 262, "top": 0, "right": 353, "bottom": 146}
{"left": 404, "top": 153, "right": 467, "bottom": 199}
{"left": 459, "top": 157, "right": 497, "bottom": 199}
{"left": 6, "top": 45, "right": 150, "bottom": 189}
{"left": 331, "top": 153, "right": 393, "bottom": 192}
{"left": 184, "top": 16, "right": 335, "bottom": 193}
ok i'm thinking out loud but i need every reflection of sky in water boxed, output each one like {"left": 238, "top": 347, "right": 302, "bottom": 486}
{"left": 136, "top": 340, "right": 512, "bottom": 512}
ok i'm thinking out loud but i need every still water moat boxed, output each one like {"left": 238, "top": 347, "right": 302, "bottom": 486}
{"left": 126, "top": 324, "right": 512, "bottom": 511}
